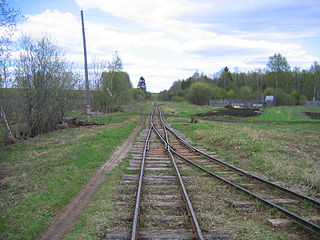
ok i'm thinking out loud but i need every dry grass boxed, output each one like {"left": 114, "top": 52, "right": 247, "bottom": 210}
{"left": 174, "top": 122, "right": 320, "bottom": 197}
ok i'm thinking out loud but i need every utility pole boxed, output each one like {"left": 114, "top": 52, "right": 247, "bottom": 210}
{"left": 81, "top": 10, "right": 92, "bottom": 122}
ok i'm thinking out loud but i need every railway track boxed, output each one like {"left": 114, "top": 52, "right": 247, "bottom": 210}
{"left": 103, "top": 106, "right": 320, "bottom": 239}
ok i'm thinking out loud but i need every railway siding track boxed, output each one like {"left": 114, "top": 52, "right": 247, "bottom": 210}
{"left": 157, "top": 106, "right": 320, "bottom": 238}
{"left": 103, "top": 107, "right": 320, "bottom": 239}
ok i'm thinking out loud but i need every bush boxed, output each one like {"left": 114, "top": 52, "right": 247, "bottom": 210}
{"left": 239, "top": 86, "right": 253, "bottom": 100}
{"left": 15, "top": 35, "right": 77, "bottom": 138}
{"left": 298, "top": 95, "right": 307, "bottom": 105}
{"left": 264, "top": 87, "right": 275, "bottom": 96}
{"left": 227, "top": 89, "right": 236, "bottom": 99}
{"left": 172, "top": 96, "right": 184, "bottom": 102}
{"left": 277, "top": 90, "right": 295, "bottom": 106}
{"left": 100, "top": 70, "right": 132, "bottom": 112}
{"left": 211, "top": 87, "right": 227, "bottom": 99}
{"left": 187, "top": 82, "right": 213, "bottom": 105}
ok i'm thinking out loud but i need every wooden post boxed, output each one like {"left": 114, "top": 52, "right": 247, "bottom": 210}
{"left": 81, "top": 10, "right": 92, "bottom": 122}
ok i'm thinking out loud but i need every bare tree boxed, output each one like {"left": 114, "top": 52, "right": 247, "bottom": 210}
{"left": 0, "top": 0, "right": 22, "bottom": 87}
{"left": 107, "top": 51, "right": 123, "bottom": 94}
{"left": 90, "top": 56, "right": 107, "bottom": 89}
{"left": 15, "top": 35, "right": 77, "bottom": 138}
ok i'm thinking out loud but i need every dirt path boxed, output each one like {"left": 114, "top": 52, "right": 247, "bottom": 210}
{"left": 40, "top": 115, "right": 145, "bottom": 240}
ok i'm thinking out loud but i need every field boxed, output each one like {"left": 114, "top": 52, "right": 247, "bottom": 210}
{"left": 197, "top": 105, "right": 320, "bottom": 122}
{"left": 162, "top": 103, "right": 320, "bottom": 196}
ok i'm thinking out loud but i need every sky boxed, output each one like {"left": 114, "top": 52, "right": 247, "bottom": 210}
{"left": 10, "top": 0, "right": 320, "bottom": 92}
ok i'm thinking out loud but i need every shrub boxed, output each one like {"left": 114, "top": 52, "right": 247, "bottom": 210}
{"left": 263, "top": 87, "right": 275, "bottom": 96}
{"left": 298, "top": 95, "right": 307, "bottom": 105}
{"left": 15, "top": 35, "right": 77, "bottom": 138}
{"left": 187, "top": 82, "right": 213, "bottom": 105}
{"left": 277, "top": 90, "right": 295, "bottom": 106}
{"left": 172, "top": 96, "right": 184, "bottom": 102}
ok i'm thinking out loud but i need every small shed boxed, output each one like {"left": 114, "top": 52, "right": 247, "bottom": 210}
{"left": 265, "top": 95, "right": 276, "bottom": 107}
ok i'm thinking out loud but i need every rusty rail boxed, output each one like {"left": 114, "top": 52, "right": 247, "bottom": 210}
{"left": 156, "top": 108, "right": 204, "bottom": 239}
{"left": 155, "top": 107, "right": 320, "bottom": 236}
{"left": 131, "top": 112, "right": 153, "bottom": 240}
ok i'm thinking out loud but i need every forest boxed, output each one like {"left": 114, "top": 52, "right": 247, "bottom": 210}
{"left": 158, "top": 53, "right": 320, "bottom": 106}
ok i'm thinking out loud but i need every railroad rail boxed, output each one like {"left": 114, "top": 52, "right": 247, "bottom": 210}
{"left": 103, "top": 106, "right": 319, "bottom": 239}
{"left": 153, "top": 105, "right": 320, "bottom": 237}
{"left": 127, "top": 108, "right": 221, "bottom": 239}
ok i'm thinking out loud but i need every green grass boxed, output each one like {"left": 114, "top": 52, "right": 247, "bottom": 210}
{"left": 242, "top": 105, "right": 320, "bottom": 122}
{"left": 161, "top": 101, "right": 220, "bottom": 117}
{"left": 0, "top": 109, "right": 143, "bottom": 239}
{"left": 162, "top": 102, "right": 320, "bottom": 195}
{"left": 62, "top": 155, "right": 132, "bottom": 240}
{"left": 63, "top": 128, "right": 297, "bottom": 240}
{"left": 151, "top": 92, "right": 158, "bottom": 98}
{"left": 173, "top": 121, "right": 320, "bottom": 195}
{"left": 0, "top": 126, "right": 6, "bottom": 146}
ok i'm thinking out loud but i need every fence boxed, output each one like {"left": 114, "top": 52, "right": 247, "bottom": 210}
{"left": 209, "top": 99, "right": 270, "bottom": 107}
{"left": 305, "top": 101, "right": 320, "bottom": 106}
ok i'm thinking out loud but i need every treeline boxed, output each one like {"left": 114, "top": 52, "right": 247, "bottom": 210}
{"left": 158, "top": 53, "right": 320, "bottom": 106}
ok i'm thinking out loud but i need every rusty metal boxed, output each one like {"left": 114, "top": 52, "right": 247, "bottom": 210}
{"left": 155, "top": 107, "right": 320, "bottom": 236}
{"left": 171, "top": 149, "right": 320, "bottom": 236}
{"left": 155, "top": 108, "right": 204, "bottom": 239}
{"left": 131, "top": 112, "right": 153, "bottom": 240}
{"left": 131, "top": 108, "right": 203, "bottom": 239}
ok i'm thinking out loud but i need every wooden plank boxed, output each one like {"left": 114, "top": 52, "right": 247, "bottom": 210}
{"left": 267, "top": 218, "right": 293, "bottom": 228}
{"left": 230, "top": 200, "right": 255, "bottom": 207}
{"left": 270, "top": 198, "right": 300, "bottom": 205}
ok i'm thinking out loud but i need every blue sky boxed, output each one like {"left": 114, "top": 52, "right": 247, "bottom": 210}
{"left": 10, "top": 0, "right": 320, "bottom": 92}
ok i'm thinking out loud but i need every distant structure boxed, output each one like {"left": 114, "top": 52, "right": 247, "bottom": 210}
{"left": 265, "top": 95, "right": 276, "bottom": 107}
{"left": 137, "top": 76, "right": 146, "bottom": 91}
{"left": 306, "top": 100, "right": 320, "bottom": 106}
{"left": 209, "top": 95, "right": 277, "bottom": 108}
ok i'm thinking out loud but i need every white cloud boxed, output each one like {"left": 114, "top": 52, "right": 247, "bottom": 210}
{"left": 12, "top": 1, "right": 320, "bottom": 92}
{"left": 74, "top": 0, "right": 207, "bottom": 23}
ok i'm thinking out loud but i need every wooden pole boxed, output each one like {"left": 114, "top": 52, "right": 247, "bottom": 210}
{"left": 81, "top": 10, "right": 92, "bottom": 122}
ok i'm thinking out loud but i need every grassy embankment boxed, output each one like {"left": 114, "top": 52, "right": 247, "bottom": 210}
{"left": 0, "top": 103, "right": 151, "bottom": 240}
{"left": 162, "top": 103, "right": 320, "bottom": 196}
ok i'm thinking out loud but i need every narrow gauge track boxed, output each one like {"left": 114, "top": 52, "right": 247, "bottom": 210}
{"left": 104, "top": 109, "right": 227, "bottom": 239}
{"left": 153, "top": 106, "right": 320, "bottom": 238}
{"left": 104, "top": 107, "right": 320, "bottom": 239}
{"left": 131, "top": 110, "right": 204, "bottom": 239}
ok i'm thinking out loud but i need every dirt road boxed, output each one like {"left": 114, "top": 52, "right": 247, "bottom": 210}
{"left": 40, "top": 116, "right": 145, "bottom": 240}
